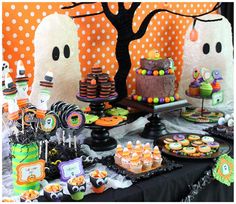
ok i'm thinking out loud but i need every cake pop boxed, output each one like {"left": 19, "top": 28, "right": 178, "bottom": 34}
{"left": 15, "top": 60, "right": 29, "bottom": 108}
{"left": 3, "top": 73, "right": 20, "bottom": 120}
{"left": 36, "top": 72, "right": 54, "bottom": 119}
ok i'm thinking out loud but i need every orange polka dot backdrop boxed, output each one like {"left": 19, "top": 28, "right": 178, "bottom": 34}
{"left": 2, "top": 2, "right": 217, "bottom": 94}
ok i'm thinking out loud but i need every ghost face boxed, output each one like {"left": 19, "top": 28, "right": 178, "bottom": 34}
{"left": 31, "top": 14, "right": 81, "bottom": 105}
{"left": 6, "top": 94, "right": 19, "bottom": 113}
{"left": 16, "top": 82, "right": 29, "bottom": 100}
{"left": 37, "top": 89, "right": 51, "bottom": 110}
{"left": 180, "top": 14, "right": 233, "bottom": 108}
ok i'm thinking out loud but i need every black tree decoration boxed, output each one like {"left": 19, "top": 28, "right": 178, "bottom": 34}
{"left": 62, "top": 2, "right": 221, "bottom": 101}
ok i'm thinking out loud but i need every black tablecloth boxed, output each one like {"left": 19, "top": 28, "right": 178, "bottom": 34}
{"left": 39, "top": 138, "right": 233, "bottom": 202}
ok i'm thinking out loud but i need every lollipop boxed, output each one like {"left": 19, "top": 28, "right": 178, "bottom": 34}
{"left": 36, "top": 71, "right": 54, "bottom": 119}
{"left": 192, "top": 68, "right": 200, "bottom": 81}
{"left": 2, "top": 61, "right": 10, "bottom": 112}
{"left": 3, "top": 73, "right": 20, "bottom": 120}
{"left": 15, "top": 60, "right": 29, "bottom": 108}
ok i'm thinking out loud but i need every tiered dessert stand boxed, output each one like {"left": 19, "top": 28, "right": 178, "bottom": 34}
{"left": 181, "top": 90, "right": 224, "bottom": 123}
{"left": 77, "top": 93, "right": 126, "bottom": 151}
{"left": 118, "top": 97, "right": 190, "bottom": 139}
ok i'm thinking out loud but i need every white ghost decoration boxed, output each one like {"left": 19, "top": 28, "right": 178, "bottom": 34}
{"left": 179, "top": 14, "right": 233, "bottom": 111}
{"left": 30, "top": 14, "right": 82, "bottom": 106}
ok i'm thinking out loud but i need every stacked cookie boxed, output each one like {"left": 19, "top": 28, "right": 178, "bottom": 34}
{"left": 79, "top": 63, "right": 117, "bottom": 99}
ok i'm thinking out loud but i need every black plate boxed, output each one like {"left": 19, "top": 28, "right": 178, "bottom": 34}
{"left": 154, "top": 133, "right": 232, "bottom": 159}
{"left": 100, "top": 155, "right": 183, "bottom": 183}
{"left": 204, "top": 126, "right": 234, "bottom": 141}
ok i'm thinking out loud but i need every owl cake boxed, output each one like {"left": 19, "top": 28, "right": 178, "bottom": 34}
{"left": 114, "top": 141, "right": 163, "bottom": 174}
{"left": 79, "top": 63, "right": 116, "bottom": 99}
{"left": 132, "top": 49, "right": 180, "bottom": 104}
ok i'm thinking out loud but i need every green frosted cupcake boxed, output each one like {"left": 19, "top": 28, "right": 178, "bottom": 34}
{"left": 200, "top": 82, "right": 213, "bottom": 98}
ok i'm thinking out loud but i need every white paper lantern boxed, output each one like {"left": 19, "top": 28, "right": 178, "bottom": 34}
{"left": 30, "top": 14, "right": 82, "bottom": 106}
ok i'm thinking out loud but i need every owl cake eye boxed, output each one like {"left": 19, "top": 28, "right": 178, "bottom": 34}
{"left": 72, "top": 186, "right": 79, "bottom": 192}
{"left": 50, "top": 193, "right": 58, "bottom": 200}
{"left": 79, "top": 186, "right": 86, "bottom": 192}
{"left": 96, "top": 178, "right": 104, "bottom": 186}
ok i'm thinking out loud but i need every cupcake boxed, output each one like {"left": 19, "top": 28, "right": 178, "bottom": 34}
{"left": 142, "top": 150, "right": 153, "bottom": 171}
{"left": 90, "top": 170, "right": 108, "bottom": 194}
{"left": 126, "top": 141, "right": 133, "bottom": 152}
{"left": 226, "top": 118, "right": 234, "bottom": 134}
{"left": 200, "top": 82, "right": 213, "bottom": 98}
{"left": 133, "top": 145, "right": 142, "bottom": 157}
{"left": 189, "top": 81, "right": 200, "bottom": 96}
{"left": 136, "top": 140, "right": 143, "bottom": 150}
{"left": 129, "top": 153, "right": 142, "bottom": 173}
{"left": 114, "top": 144, "right": 123, "bottom": 165}
{"left": 152, "top": 146, "right": 162, "bottom": 168}
{"left": 143, "top": 143, "right": 151, "bottom": 151}
{"left": 20, "top": 190, "right": 40, "bottom": 202}
{"left": 44, "top": 183, "right": 63, "bottom": 202}
{"left": 121, "top": 148, "right": 130, "bottom": 169}
{"left": 67, "top": 176, "right": 86, "bottom": 201}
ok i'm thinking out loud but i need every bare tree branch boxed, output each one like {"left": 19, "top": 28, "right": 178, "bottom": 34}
{"left": 71, "top": 11, "right": 104, "bottom": 18}
{"left": 133, "top": 3, "right": 221, "bottom": 40}
{"left": 118, "top": 2, "right": 126, "bottom": 13}
{"left": 61, "top": 2, "right": 96, "bottom": 10}
{"left": 129, "top": 2, "right": 141, "bottom": 14}
{"left": 101, "top": 2, "right": 117, "bottom": 27}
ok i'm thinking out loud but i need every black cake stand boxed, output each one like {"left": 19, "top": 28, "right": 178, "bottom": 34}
{"left": 77, "top": 93, "right": 126, "bottom": 151}
{"left": 118, "top": 97, "right": 191, "bottom": 139}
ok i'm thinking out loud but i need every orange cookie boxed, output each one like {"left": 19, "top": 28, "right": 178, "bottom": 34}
{"left": 95, "top": 116, "right": 124, "bottom": 127}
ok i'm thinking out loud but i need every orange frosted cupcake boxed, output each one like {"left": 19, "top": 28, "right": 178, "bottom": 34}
{"left": 114, "top": 144, "right": 123, "bottom": 165}
{"left": 129, "top": 153, "right": 142, "bottom": 173}
{"left": 121, "top": 148, "right": 130, "bottom": 169}
{"left": 142, "top": 150, "right": 153, "bottom": 171}
{"left": 153, "top": 146, "right": 163, "bottom": 168}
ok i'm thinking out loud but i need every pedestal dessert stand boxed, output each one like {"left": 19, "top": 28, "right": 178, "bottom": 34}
{"left": 181, "top": 90, "right": 224, "bottom": 123}
{"left": 118, "top": 97, "right": 190, "bottom": 139}
{"left": 77, "top": 93, "right": 127, "bottom": 151}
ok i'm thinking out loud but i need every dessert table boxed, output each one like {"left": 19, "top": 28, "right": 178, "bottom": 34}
{"left": 2, "top": 108, "right": 234, "bottom": 202}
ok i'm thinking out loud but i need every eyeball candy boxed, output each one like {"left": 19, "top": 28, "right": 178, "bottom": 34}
{"left": 228, "top": 119, "right": 234, "bottom": 127}
{"left": 218, "top": 117, "right": 226, "bottom": 126}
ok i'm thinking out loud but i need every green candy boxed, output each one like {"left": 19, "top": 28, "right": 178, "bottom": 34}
{"left": 137, "top": 96, "right": 142, "bottom": 101}
{"left": 170, "top": 96, "right": 175, "bottom": 102}
{"left": 159, "top": 70, "right": 165, "bottom": 76}
{"left": 153, "top": 97, "right": 159, "bottom": 103}
{"left": 200, "top": 82, "right": 213, "bottom": 98}
{"left": 141, "top": 70, "right": 147, "bottom": 75}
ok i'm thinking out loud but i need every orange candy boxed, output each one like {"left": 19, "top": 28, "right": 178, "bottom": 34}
{"left": 153, "top": 70, "right": 159, "bottom": 76}
{"left": 133, "top": 95, "right": 138, "bottom": 100}
{"left": 165, "top": 97, "right": 170, "bottom": 103}
{"left": 91, "top": 79, "right": 96, "bottom": 85}
{"left": 175, "top": 93, "right": 180, "bottom": 100}
{"left": 168, "top": 69, "right": 174, "bottom": 74}
{"left": 147, "top": 97, "right": 153, "bottom": 103}
{"left": 138, "top": 69, "right": 142, "bottom": 74}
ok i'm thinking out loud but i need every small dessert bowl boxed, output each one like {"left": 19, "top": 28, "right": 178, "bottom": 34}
{"left": 2, "top": 198, "right": 16, "bottom": 202}
{"left": 67, "top": 176, "right": 86, "bottom": 201}
{"left": 89, "top": 170, "right": 108, "bottom": 194}
{"left": 20, "top": 189, "right": 39, "bottom": 202}
{"left": 43, "top": 183, "right": 63, "bottom": 202}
